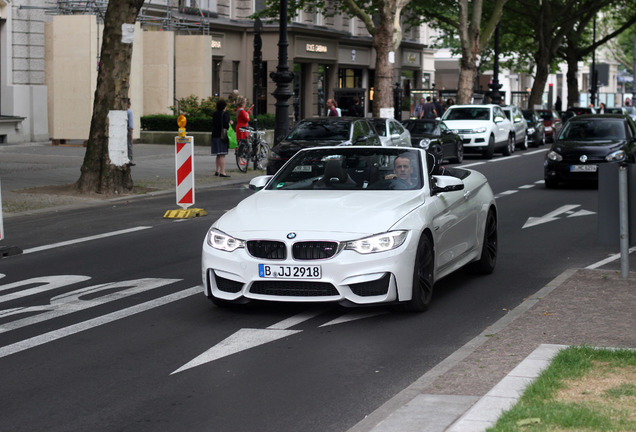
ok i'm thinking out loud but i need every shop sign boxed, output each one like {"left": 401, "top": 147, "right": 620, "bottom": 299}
{"left": 306, "top": 43, "right": 328, "bottom": 53}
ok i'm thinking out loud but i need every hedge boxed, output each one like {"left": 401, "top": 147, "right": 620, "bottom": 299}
{"left": 141, "top": 113, "right": 276, "bottom": 132}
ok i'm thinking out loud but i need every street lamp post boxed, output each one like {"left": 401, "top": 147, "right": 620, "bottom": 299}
{"left": 488, "top": 23, "right": 502, "bottom": 105}
{"left": 252, "top": 18, "right": 263, "bottom": 129}
{"left": 270, "top": 0, "right": 294, "bottom": 145}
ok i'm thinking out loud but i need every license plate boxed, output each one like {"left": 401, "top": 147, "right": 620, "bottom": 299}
{"left": 259, "top": 264, "right": 322, "bottom": 279}
{"left": 570, "top": 165, "right": 597, "bottom": 172}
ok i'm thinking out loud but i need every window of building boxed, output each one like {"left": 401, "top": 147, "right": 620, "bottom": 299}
{"left": 233, "top": 61, "right": 240, "bottom": 91}
{"left": 254, "top": 0, "right": 266, "bottom": 12}
{"left": 338, "top": 68, "right": 362, "bottom": 88}
{"left": 213, "top": 59, "right": 222, "bottom": 96}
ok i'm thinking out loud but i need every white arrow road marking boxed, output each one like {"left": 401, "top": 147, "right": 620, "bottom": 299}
{"left": 568, "top": 209, "right": 596, "bottom": 218}
{"left": 171, "top": 328, "right": 302, "bottom": 375}
{"left": 172, "top": 310, "right": 326, "bottom": 375}
{"left": 320, "top": 311, "right": 388, "bottom": 327}
{"left": 0, "top": 286, "right": 199, "bottom": 360}
{"left": 522, "top": 204, "right": 583, "bottom": 229}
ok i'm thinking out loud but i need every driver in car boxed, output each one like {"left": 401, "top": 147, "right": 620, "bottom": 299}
{"left": 389, "top": 155, "right": 416, "bottom": 187}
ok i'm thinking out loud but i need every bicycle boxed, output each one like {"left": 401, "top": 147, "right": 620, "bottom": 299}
{"left": 236, "top": 127, "right": 270, "bottom": 172}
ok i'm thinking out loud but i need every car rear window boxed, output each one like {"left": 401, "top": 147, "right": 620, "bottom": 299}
{"left": 287, "top": 120, "right": 351, "bottom": 141}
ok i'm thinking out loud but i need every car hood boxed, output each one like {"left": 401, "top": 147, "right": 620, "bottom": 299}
{"left": 274, "top": 139, "right": 350, "bottom": 157}
{"left": 215, "top": 190, "right": 424, "bottom": 240}
{"left": 441, "top": 119, "right": 491, "bottom": 129}
{"left": 554, "top": 140, "right": 625, "bottom": 155}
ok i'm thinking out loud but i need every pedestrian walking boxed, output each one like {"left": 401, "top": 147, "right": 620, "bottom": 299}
{"left": 211, "top": 99, "right": 232, "bottom": 178}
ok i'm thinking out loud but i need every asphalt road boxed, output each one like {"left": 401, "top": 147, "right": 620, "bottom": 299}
{"left": 0, "top": 147, "right": 619, "bottom": 432}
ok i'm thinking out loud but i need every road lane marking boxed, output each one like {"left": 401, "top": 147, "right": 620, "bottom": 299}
{"left": 0, "top": 278, "right": 181, "bottom": 333}
{"left": 22, "top": 226, "right": 152, "bottom": 254}
{"left": 522, "top": 205, "right": 596, "bottom": 229}
{"left": 586, "top": 246, "right": 636, "bottom": 269}
{"left": 0, "top": 286, "right": 199, "bottom": 359}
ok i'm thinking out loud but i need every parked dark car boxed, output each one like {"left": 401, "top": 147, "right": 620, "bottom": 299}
{"left": 536, "top": 109, "right": 563, "bottom": 142}
{"left": 402, "top": 119, "right": 464, "bottom": 164}
{"left": 544, "top": 114, "right": 636, "bottom": 188}
{"left": 267, "top": 117, "right": 382, "bottom": 174}
{"left": 561, "top": 106, "right": 597, "bottom": 123}
{"left": 522, "top": 109, "right": 546, "bottom": 147}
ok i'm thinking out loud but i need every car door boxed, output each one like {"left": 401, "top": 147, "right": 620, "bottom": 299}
{"left": 438, "top": 122, "right": 456, "bottom": 157}
{"left": 389, "top": 119, "right": 410, "bottom": 146}
{"left": 492, "top": 106, "right": 510, "bottom": 144}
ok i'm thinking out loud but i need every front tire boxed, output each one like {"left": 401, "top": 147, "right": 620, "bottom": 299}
{"left": 253, "top": 141, "right": 270, "bottom": 171}
{"left": 235, "top": 141, "right": 249, "bottom": 173}
{"left": 519, "top": 134, "right": 528, "bottom": 150}
{"left": 450, "top": 141, "right": 464, "bottom": 164}
{"left": 397, "top": 234, "right": 434, "bottom": 312}
{"left": 483, "top": 135, "right": 495, "bottom": 159}
{"left": 468, "top": 208, "right": 497, "bottom": 274}
{"left": 502, "top": 134, "right": 514, "bottom": 156}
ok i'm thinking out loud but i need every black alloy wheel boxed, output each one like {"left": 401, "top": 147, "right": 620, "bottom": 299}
{"left": 398, "top": 234, "right": 435, "bottom": 312}
{"left": 468, "top": 208, "right": 498, "bottom": 274}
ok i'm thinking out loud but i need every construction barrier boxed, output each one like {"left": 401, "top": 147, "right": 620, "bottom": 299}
{"left": 163, "top": 118, "right": 207, "bottom": 219}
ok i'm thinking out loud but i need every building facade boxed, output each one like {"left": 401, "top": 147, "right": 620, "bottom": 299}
{"left": 1, "top": 0, "right": 435, "bottom": 144}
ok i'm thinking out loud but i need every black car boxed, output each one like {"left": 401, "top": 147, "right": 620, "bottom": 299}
{"left": 267, "top": 117, "right": 382, "bottom": 174}
{"left": 522, "top": 109, "right": 546, "bottom": 147}
{"left": 544, "top": 114, "right": 636, "bottom": 188}
{"left": 402, "top": 119, "right": 464, "bottom": 164}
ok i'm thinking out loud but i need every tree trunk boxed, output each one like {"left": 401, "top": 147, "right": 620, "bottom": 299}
{"left": 528, "top": 51, "right": 551, "bottom": 109}
{"left": 565, "top": 49, "right": 580, "bottom": 109}
{"left": 76, "top": 0, "right": 145, "bottom": 194}
{"left": 372, "top": 4, "right": 396, "bottom": 117}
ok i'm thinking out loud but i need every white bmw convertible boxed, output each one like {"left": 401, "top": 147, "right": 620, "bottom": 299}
{"left": 202, "top": 146, "right": 497, "bottom": 312}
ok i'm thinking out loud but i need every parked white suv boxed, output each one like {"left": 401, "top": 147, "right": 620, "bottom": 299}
{"left": 502, "top": 105, "right": 528, "bottom": 150}
{"left": 441, "top": 104, "right": 514, "bottom": 158}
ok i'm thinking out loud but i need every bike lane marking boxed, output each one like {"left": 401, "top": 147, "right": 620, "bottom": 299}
{"left": 0, "top": 286, "right": 199, "bottom": 359}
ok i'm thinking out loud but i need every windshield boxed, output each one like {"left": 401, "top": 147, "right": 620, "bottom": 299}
{"left": 268, "top": 148, "right": 423, "bottom": 191}
{"left": 522, "top": 111, "right": 534, "bottom": 121}
{"left": 286, "top": 120, "right": 351, "bottom": 141}
{"left": 369, "top": 119, "right": 387, "bottom": 136}
{"left": 559, "top": 119, "right": 626, "bottom": 141}
{"left": 403, "top": 120, "right": 437, "bottom": 134}
{"left": 444, "top": 107, "right": 490, "bottom": 121}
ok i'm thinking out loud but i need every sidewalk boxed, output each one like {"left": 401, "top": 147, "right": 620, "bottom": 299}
{"left": 0, "top": 142, "right": 260, "bottom": 215}
{"left": 1, "top": 142, "right": 635, "bottom": 432}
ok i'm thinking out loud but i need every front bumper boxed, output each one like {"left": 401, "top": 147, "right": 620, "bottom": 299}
{"left": 201, "top": 237, "right": 417, "bottom": 306}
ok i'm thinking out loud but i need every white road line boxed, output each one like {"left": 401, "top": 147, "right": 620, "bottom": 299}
{"left": 586, "top": 247, "right": 636, "bottom": 269}
{"left": 0, "top": 286, "right": 199, "bottom": 359}
{"left": 519, "top": 184, "right": 535, "bottom": 189}
{"left": 22, "top": 226, "right": 152, "bottom": 254}
{"left": 525, "top": 149, "right": 549, "bottom": 155}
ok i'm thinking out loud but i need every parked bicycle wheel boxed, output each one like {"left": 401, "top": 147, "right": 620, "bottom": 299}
{"left": 253, "top": 141, "right": 270, "bottom": 171}
{"left": 235, "top": 141, "right": 249, "bottom": 173}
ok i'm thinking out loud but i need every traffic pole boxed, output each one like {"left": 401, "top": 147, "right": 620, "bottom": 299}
{"left": 163, "top": 115, "right": 207, "bottom": 219}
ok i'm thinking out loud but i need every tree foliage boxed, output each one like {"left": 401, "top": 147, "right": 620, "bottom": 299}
{"left": 256, "top": 0, "right": 412, "bottom": 115}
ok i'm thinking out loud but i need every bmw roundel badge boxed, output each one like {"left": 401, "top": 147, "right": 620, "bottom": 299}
{"left": 287, "top": 232, "right": 297, "bottom": 239}
{"left": 580, "top": 155, "right": 588, "bottom": 163}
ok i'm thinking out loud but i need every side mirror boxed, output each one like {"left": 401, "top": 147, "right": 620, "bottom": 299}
{"left": 431, "top": 175, "right": 465, "bottom": 195}
{"left": 249, "top": 175, "right": 273, "bottom": 190}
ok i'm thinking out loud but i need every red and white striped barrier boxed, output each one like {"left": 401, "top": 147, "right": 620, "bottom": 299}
{"left": 175, "top": 136, "right": 195, "bottom": 209}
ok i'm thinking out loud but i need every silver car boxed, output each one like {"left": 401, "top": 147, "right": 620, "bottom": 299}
{"left": 369, "top": 118, "right": 412, "bottom": 147}
{"left": 502, "top": 105, "right": 529, "bottom": 150}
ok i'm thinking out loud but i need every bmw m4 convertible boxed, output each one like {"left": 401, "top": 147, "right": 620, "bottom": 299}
{"left": 202, "top": 146, "right": 497, "bottom": 312}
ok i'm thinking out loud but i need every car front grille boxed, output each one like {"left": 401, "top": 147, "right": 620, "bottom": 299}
{"left": 292, "top": 241, "right": 339, "bottom": 260}
{"left": 247, "top": 240, "right": 287, "bottom": 259}
{"left": 250, "top": 281, "right": 339, "bottom": 297}
{"left": 349, "top": 273, "right": 391, "bottom": 297}
{"left": 456, "top": 129, "right": 474, "bottom": 134}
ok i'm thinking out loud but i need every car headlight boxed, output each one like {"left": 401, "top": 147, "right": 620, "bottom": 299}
{"left": 606, "top": 150, "right": 626, "bottom": 162}
{"left": 546, "top": 150, "right": 562, "bottom": 162}
{"left": 419, "top": 138, "right": 431, "bottom": 149}
{"left": 472, "top": 127, "right": 487, "bottom": 134}
{"left": 207, "top": 228, "right": 245, "bottom": 252}
{"left": 345, "top": 231, "right": 408, "bottom": 254}
{"left": 527, "top": 127, "right": 535, "bottom": 134}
